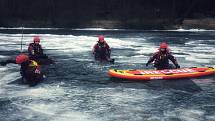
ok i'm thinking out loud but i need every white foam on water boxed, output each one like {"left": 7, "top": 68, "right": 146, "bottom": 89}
{"left": 185, "top": 56, "right": 210, "bottom": 63}
{"left": 2, "top": 33, "right": 213, "bottom": 65}
{"left": 11, "top": 86, "right": 101, "bottom": 121}
{"left": 174, "top": 41, "right": 215, "bottom": 64}
{"left": 179, "top": 110, "right": 205, "bottom": 121}
{"left": 5, "top": 85, "right": 66, "bottom": 100}
{"left": 0, "top": 41, "right": 17, "bottom": 45}
{"left": 32, "top": 34, "right": 139, "bottom": 56}
{"left": 131, "top": 55, "right": 147, "bottom": 58}
{"left": 51, "top": 111, "right": 99, "bottom": 121}
{"left": 0, "top": 67, "right": 8, "bottom": 71}
{"left": 206, "top": 115, "right": 215, "bottom": 120}
{"left": 24, "top": 103, "right": 59, "bottom": 115}
{"left": 136, "top": 47, "right": 157, "bottom": 55}
{"left": 2, "top": 27, "right": 215, "bottom": 32}
{"left": 15, "top": 102, "right": 97, "bottom": 121}
{"left": 0, "top": 27, "right": 60, "bottom": 30}
{"left": 0, "top": 55, "right": 9, "bottom": 58}
{"left": 0, "top": 72, "right": 20, "bottom": 84}
{"left": 95, "top": 87, "right": 159, "bottom": 106}
{"left": 0, "top": 27, "right": 123, "bottom": 31}
{"left": 26, "top": 86, "right": 65, "bottom": 98}
{"left": 73, "top": 28, "right": 122, "bottom": 31}
{"left": 106, "top": 38, "right": 138, "bottom": 49}
{"left": 185, "top": 40, "right": 215, "bottom": 46}
{"left": 165, "top": 109, "right": 205, "bottom": 121}
{"left": 160, "top": 29, "right": 215, "bottom": 32}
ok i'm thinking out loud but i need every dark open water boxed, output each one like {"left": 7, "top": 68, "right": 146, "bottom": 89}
{"left": 0, "top": 28, "right": 215, "bottom": 121}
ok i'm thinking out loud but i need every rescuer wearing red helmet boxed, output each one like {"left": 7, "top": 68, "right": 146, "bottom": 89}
{"left": 27, "top": 36, "right": 53, "bottom": 65}
{"left": 93, "top": 35, "right": 114, "bottom": 63}
{"left": 146, "top": 42, "right": 180, "bottom": 70}
{"left": 28, "top": 36, "right": 45, "bottom": 60}
{"left": 0, "top": 54, "right": 45, "bottom": 86}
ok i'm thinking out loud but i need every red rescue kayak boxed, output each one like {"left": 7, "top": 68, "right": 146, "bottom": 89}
{"left": 108, "top": 67, "right": 215, "bottom": 80}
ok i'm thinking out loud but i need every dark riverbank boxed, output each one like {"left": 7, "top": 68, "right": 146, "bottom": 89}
{"left": 0, "top": 0, "right": 215, "bottom": 29}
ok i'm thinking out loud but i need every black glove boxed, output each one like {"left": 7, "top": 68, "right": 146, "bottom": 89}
{"left": 175, "top": 64, "right": 180, "bottom": 68}
{"left": 146, "top": 63, "right": 149, "bottom": 67}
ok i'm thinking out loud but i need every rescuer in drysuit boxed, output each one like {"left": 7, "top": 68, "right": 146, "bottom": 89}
{"left": 146, "top": 42, "right": 180, "bottom": 70}
{"left": 28, "top": 36, "right": 53, "bottom": 65}
{"left": 0, "top": 54, "right": 45, "bottom": 86}
{"left": 92, "top": 35, "right": 114, "bottom": 63}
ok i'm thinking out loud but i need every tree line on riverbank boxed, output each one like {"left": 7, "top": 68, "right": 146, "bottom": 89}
{"left": 0, "top": 0, "right": 214, "bottom": 29}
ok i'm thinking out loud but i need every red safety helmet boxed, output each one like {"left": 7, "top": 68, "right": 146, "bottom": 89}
{"left": 16, "top": 54, "right": 29, "bottom": 64}
{"left": 33, "top": 36, "right": 40, "bottom": 43}
{"left": 98, "top": 35, "right": 105, "bottom": 42}
{"left": 160, "top": 42, "right": 168, "bottom": 49}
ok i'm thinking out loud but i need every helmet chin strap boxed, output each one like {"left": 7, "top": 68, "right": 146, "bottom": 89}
{"left": 161, "top": 51, "right": 166, "bottom": 54}
{"left": 98, "top": 41, "right": 104, "bottom": 44}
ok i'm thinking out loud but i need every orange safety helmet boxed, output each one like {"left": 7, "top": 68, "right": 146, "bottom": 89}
{"left": 33, "top": 36, "right": 40, "bottom": 43}
{"left": 16, "top": 54, "right": 29, "bottom": 64}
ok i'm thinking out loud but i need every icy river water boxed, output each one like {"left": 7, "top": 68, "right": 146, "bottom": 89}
{"left": 0, "top": 28, "right": 215, "bottom": 121}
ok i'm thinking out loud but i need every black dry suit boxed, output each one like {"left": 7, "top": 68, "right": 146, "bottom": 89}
{"left": 28, "top": 43, "right": 47, "bottom": 60}
{"left": 28, "top": 43, "right": 53, "bottom": 65}
{"left": 20, "top": 60, "right": 44, "bottom": 86}
{"left": 93, "top": 42, "right": 111, "bottom": 61}
{"left": 146, "top": 51, "right": 180, "bottom": 70}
